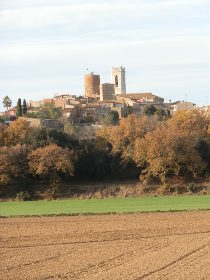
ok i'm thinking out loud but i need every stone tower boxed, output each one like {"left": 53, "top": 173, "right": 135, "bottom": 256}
{"left": 84, "top": 72, "right": 100, "bottom": 97}
{"left": 111, "top": 66, "right": 126, "bottom": 95}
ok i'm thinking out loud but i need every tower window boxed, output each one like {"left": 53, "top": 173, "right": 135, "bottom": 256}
{"left": 115, "top": 75, "right": 118, "bottom": 87}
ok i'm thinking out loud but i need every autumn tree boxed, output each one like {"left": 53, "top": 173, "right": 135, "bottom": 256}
{"left": 0, "top": 145, "right": 30, "bottom": 185}
{"left": 0, "top": 124, "right": 6, "bottom": 146}
{"left": 134, "top": 113, "right": 209, "bottom": 183}
{"left": 135, "top": 128, "right": 205, "bottom": 183}
{"left": 97, "top": 110, "right": 209, "bottom": 184}
{"left": 97, "top": 114, "right": 160, "bottom": 159}
{"left": 167, "top": 110, "right": 208, "bottom": 138}
{"left": 28, "top": 144, "right": 74, "bottom": 193}
{"left": 3, "top": 118, "right": 30, "bottom": 146}
{"left": 9, "top": 145, "right": 30, "bottom": 178}
{"left": 3, "top": 96, "right": 12, "bottom": 112}
{"left": 0, "top": 147, "right": 10, "bottom": 184}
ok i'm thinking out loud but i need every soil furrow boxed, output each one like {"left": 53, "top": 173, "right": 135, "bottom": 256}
{"left": 0, "top": 211, "right": 210, "bottom": 280}
{"left": 136, "top": 244, "right": 208, "bottom": 279}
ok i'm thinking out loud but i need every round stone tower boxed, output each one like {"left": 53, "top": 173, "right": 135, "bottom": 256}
{"left": 84, "top": 72, "right": 100, "bottom": 98}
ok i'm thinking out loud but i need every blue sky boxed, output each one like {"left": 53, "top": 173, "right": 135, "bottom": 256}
{"left": 0, "top": 0, "right": 210, "bottom": 110}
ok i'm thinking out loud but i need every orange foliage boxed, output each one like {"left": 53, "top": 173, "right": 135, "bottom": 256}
{"left": 0, "top": 146, "right": 10, "bottom": 184}
{"left": 134, "top": 125, "right": 206, "bottom": 182}
{"left": 167, "top": 110, "right": 208, "bottom": 138}
{"left": 2, "top": 119, "right": 30, "bottom": 146}
{"left": 97, "top": 110, "right": 209, "bottom": 183}
{"left": 97, "top": 114, "right": 160, "bottom": 159}
{"left": 0, "top": 145, "right": 30, "bottom": 184}
{"left": 28, "top": 144, "right": 74, "bottom": 178}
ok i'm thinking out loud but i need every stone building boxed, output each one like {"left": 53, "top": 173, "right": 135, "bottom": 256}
{"left": 21, "top": 117, "right": 62, "bottom": 129}
{"left": 29, "top": 100, "right": 43, "bottom": 108}
{"left": 41, "top": 119, "right": 62, "bottom": 129}
{"left": 100, "top": 83, "right": 115, "bottom": 101}
{"left": 43, "top": 99, "right": 53, "bottom": 106}
{"left": 54, "top": 99, "right": 66, "bottom": 109}
{"left": 111, "top": 104, "right": 127, "bottom": 119}
{"left": 116, "top": 93, "right": 164, "bottom": 104}
{"left": 84, "top": 72, "right": 100, "bottom": 98}
{"left": 111, "top": 66, "right": 126, "bottom": 95}
{"left": 170, "top": 101, "right": 196, "bottom": 115}
{"left": 199, "top": 105, "right": 210, "bottom": 119}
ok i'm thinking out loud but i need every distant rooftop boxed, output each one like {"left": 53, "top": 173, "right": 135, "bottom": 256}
{"left": 118, "top": 93, "right": 153, "bottom": 98}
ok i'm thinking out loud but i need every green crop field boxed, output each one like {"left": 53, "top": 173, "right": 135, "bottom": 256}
{"left": 0, "top": 195, "right": 210, "bottom": 217}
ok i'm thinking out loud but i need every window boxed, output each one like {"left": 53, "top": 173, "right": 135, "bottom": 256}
{"left": 115, "top": 75, "right": 118, "bottom": 87}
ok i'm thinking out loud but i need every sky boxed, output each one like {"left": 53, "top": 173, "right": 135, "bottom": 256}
{"left": 0, "top": 0, "right": 210, "bottom": 110}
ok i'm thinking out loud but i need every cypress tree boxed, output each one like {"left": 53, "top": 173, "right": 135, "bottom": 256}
{"left": 16, "top": 98, "right": 22, "bottom": 117}
{"left": 23, "top": 99, "right": 27, "bottom": 115}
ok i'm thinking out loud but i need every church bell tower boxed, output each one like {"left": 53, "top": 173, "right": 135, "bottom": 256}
{"left": 111, "top": 66, "right": 126, "bottom": 95}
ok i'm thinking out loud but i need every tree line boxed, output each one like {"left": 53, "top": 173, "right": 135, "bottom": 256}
{"left": 97, "top": 110, "right": 210, "bottom": 184}
{"left": 1, "top": 96, "right": 27, "bottom": 118}
{"left": 0, "top": 118, "right": 137, "bottom": 199}
{"left": 0, "top": 109, "right": 209, "bottom": 199}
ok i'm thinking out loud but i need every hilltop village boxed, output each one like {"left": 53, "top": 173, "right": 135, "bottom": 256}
{"left": 0, "top": 66, "right": 210, "bottom": 199}
{"left": 2, "top": 66, "right": 208, "bottom": 132}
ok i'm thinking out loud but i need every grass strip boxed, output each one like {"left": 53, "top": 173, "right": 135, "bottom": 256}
{"left": 0, "top": 195, "right": 210, "bottom": 217}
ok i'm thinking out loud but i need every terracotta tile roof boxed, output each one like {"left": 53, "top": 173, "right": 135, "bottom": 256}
{"left": 117, "top": 93, "right": 154, "bottom": 99}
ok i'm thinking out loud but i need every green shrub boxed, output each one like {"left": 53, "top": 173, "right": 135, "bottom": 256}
{"left": 115, "top": 186, "right": 120, "bottom": 193}
{"left": 42, "top": 178, "right": 63, "bottom": 200}
{"left": 140, "top": 172, "right": 157, "bottom": 186}
{"left": 16, "top": 191, "right": 30, "bottom": 201}
{"left": 176, "top": 185, "right": 188, "bottom": 194}
{"left": 156, "top": 184, "right": 174, "bottom": 195}
{"left": 188, "top": 183, "right": 203, "bottom": 193}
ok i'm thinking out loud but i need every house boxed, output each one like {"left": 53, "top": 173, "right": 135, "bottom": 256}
{"left": 29, "top": 100, "right": 43, "bottom": 108}
{"left": 20, "top": 117, "right": 62, "bottom": 129}
{"left": 170, "top": 101, "right": 196, "bottom": 115}
{"left": 43, "top": 99, "right": 53, "bottom": 106}
{"left": 198, "top": 105, "right": 210, "bottom": 119}
{"left": 116, "top": 93, "right": 164, "bottom": 104}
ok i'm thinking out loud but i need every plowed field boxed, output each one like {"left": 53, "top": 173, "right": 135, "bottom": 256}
{"left": 0, "top": 211, "right": 210, "bottom": 279}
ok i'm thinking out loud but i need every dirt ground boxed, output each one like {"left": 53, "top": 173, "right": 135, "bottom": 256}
{"left": 0, "top": 212, "right": 210, "bottom": 280}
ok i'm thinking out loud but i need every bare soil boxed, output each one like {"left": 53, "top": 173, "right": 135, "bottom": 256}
{"left": 0, "top": 211, "right": 210, "bottom": 279}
